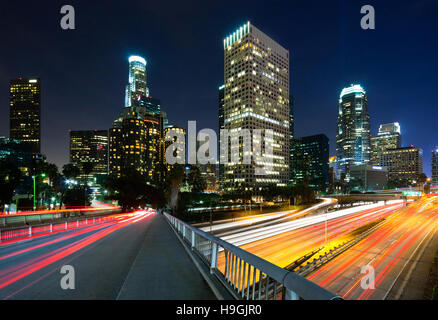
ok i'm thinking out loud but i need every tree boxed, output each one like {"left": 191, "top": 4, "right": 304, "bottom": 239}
{"left": 417, "top": 173, "right": 427, "bottom": 186}
{"left": 0, "top": 158, "right": 22, "bottom": 211}
{"left": 35, "top": 161, "right": 59, "bottom": 185}
{"left": 104, "top": 169, "right": 164, "bottom": 212}
{"left": 62, "top": 185, "right": 91, "bottom": 209}
{"left": 62, "top": 163, "right": 80, "bottom": 179}
{"left": 186, "top": 165, "right": 206, "bottom": 194}
{"left": 166, "top": 164, "right": 186, "bottom": 211}
{"left": 82, "top": 162, "right": 94, "bottom": 182}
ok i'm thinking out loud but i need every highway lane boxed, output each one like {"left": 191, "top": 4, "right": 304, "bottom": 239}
{"left": 308, "top": 197, "right": 438, "bottom": 300}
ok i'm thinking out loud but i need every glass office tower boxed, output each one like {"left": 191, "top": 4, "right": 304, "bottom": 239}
{"left": 9, "top": 78, "right": 41, "bottom": 153}
{"left": 336, "top": 84, "right": 370, "bottom": 175}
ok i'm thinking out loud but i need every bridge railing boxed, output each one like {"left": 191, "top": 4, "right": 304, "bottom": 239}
{"left": 0, "top": 216, "right": 116, "bottom": 243}
{"left": 164, "top": 212, "right": 341, "bottom": 300}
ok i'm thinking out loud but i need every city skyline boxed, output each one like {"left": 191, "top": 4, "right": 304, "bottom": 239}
{"left": 0, "top": 1, "right": 437, "bottom": 176}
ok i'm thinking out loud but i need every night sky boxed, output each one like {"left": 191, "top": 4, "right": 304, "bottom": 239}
{"left": 0, "top": 0, "right": 437, "bottom": 175}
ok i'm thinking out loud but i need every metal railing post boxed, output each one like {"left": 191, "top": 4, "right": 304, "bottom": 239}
{"left": 65, "top": 221, "right": 68, "bottom": 230}
{"left": 210, "top": 242, "right": 218, "bottom": 274}
{"left": 28, "top": 226, "right": 32, "bottom": 237}
{"left": 191, "top": 231, "right": 195, "bottom": 250}
{"left": 50, "top": 224, "right": 53, "bottom": 233}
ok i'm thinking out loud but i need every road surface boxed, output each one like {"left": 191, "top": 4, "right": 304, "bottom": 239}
{"left": 308, "top": 196, "right": 438, "bottom": 300}
{"left": 0, "top": 212, "right": 215, "bottom": 300}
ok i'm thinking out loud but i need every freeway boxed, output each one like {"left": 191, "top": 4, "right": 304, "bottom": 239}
{"left": 307, "top": 196, "right": 438, "bottom": 300}
{"left": 0, "top": 211, "right": 215, "bottom": 300}
{"left": 216, "top": 201, "right": 405, "bottom": 272}
{"left": 217, "top": 201, "right": 405, "bottom": 248}
{"left": 198, "top": 198, "right": 335, "bottom": 234}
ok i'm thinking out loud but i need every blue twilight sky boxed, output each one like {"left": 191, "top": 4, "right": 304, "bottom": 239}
{"left": 0, "top": 0, "right": 437, "bottom": 175}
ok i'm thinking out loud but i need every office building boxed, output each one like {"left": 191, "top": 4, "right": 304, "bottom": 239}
{"left": 0, "top": 137, "right": 34, "bottom": 193}
{"left": 69, "top": 130, "right": 108, "bottom": 178}
{"left": 218, "top": 84, "right": 225, "bottom": 185}
{"left": 370, "top": 122, "right": 401, "bottom": 165}
{"left": 200, "top": 163, "right": 219, "bottom": 193}
{"left": 336, "top": 84, "right": 370, "bottom": 174}
{"left": 432, "top": 148, "right": 438, "bottom": 185}
{"left": 9, "top": 78, "right": 41, "bottom": 153}
{"left": 109, "top": 55, "right": 162, "bottom": 181}
{"left": 290, "top": 134, "right": 329, "bottom": 191}
{"left": 163, "top": 126, "right": 186, "bottom": 168}
{"left": 125, "top": 56, "right": 148, "bottom": 107}
{"left": 380, "top": 146, "right": 423, "bottom": 187}
{"left": 349, "top": 165, "right": 388, "bottom": 191}
{"left": 289, "top": 95, "right": 295, "bottom": 183}
{"left": 223, "top": 21, "right": 290, "bottom": 190}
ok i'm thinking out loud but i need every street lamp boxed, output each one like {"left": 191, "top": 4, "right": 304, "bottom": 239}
{"left": 32, "top": 173, "right": 46, "bottom": 211}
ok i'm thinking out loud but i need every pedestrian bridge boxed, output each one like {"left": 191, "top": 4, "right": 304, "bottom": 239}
{"left": 0, "top": 209, "right": 340, "bottom": 300}
{"left": 161, "top": 212, "right": 340, "bottom": 300}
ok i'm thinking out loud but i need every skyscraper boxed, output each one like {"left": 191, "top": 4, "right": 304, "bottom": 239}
{"left": 222, "top": 21, "right": 290, "bottom": 190}
{"left": 370, "top": 122, "right": 402, "bottom": 165}
{"left": 290, "top": 134, "right": 329, "bottom": 191}
{"left": 69, "top": 130, "right": 108, "bottom": 178}
{"left": 125, "top": 56, "right": 148, "bottom": 107}
{"left": 110, "top": 55, "right": 162, "bottom": 181}
{"left": 432, "top": 148, "right": 438, "bottom": 185}
{"left": 289, "top": 94, "right": 295, "bottom": 183}
{"left": 336, "top": 84, "right": 370, "bottom": 175}
{"left": 380, "top": 146, "right": 423, "bottom": 187}
{"left": 9, "top": 78, "right": 41, "bottom": 153}
{"left": 218, "top": 84, "right": 225, "bottom": 184}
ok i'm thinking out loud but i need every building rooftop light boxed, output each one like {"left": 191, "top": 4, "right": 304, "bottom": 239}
{"left": 340, "top": 84, "right": 365, "bottom": 98}
{"left": 129, "top": 55, "right": 146, "bottom": 65}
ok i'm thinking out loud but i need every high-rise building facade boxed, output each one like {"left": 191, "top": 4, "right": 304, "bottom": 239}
{"left": 218, "top": 84, "right": 225, "bottom": 184}
{"left": 125, "top": 56, "right": 148, "bottom": 107}
{"left": 380, "top": 146, "right": 423, "bottom": 187}
{"left": 109, "top": 106, "right": 161, "bottom": 180}
{"left": 432, "top": 148, "right": 438, "bottom": 186}
{"left": 222, "top": 22, "right": 290, "bottom": 190}
{"left": 69, "top": 130, "right": 108, "bottom": 177}
{"left": 110, "top": 56, "right": 162, "bottom": 181}
{"left": 9, "top": 78, "right": 41, "bottom": 153}
{"left": 370, "top": 122, "right": 402, "bottom": 165}
{"left": 349, "top": 164, "right": 388, "bottom": 191}
{"left": 200, "top": 163, "right": 219, "bottom": 193}
{"left": 290, "top": 134, "right": 329, "bottom": 191}
{"left": 163, "top": 126, "right": 186, "bottom": 168}
{"left": 289, "top": 94, "right": 295, "bottom": 183}
{"left": 336, "top": 84, "right": 370, "bottom": 174}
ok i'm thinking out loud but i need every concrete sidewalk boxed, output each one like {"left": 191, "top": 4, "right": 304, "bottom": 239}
{"left": 116, "top": 214, "right": 216, "bottom": 300}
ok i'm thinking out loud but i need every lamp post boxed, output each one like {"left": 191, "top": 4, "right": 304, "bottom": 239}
{"left": 32, "top": 173, "right": 46, "bottom": 211}
{"left": 32, "top": 175, "right": 36, "bottom": 210}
